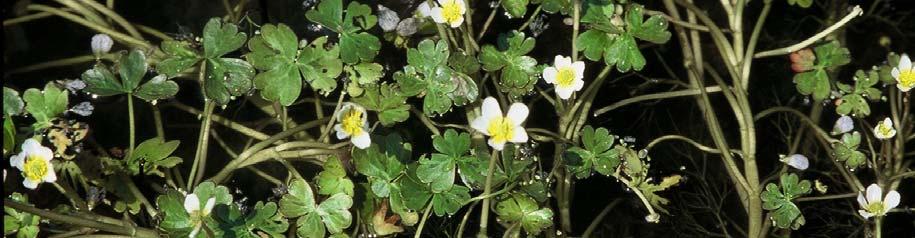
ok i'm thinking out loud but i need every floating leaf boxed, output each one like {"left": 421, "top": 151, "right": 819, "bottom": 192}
{"left": 23, "top": 83, "right": 68, "bottom": 129}
{"left": 480, "top": 31, "right": 538, "bottom": 97}
{"left": 761, "top": 173, "right": 811, "bottom": 230}
{"left": 495, "top": 193, "right": 553, "bottom": 235}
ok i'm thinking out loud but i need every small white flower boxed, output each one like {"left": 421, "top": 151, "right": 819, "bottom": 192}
{"left": 542, "top": 55, "right": 585, "bottom": 99}
{"left": 416, "top": 2, "right": 432, "bottom": 18}
{"left": 184, "top": 194, "right": 216, "bottom": 238}
{"left": 891, "top": 54, "right": 914, "bottom": 92}
{"left": 430, "top": 0, "right": 466, "bottom": 28}
{"left": 832, "top": 115, "right": 854, "bottom": 135}
{"left": 471, "top": 97, "right": 529, "bottom": 151}
{"left": 779, "top": 154, "right": 809, "bottom": 170}
{"left": 857, "top": 184, "right": 900, "bottom": 219}
{"left": 10, "top": 139, "right": 57, "bottom": 190}
{"left": 334, "top": 103, "right": 371, "bottom": 149}
{"left": 873, "top": 117, "right": 896, "bottom": 140}
{"left": 91, "top": 34, "right": 113, "bottom": 55}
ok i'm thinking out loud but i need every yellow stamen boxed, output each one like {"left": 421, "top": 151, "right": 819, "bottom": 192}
{"left": 899, "top": 69, "right": 914, "bottom": 89}
{"left": 555, "top": 67, "right": 575, "bottom": 87}
{"left": 441, "top": 1, "right": 462, "bottom": 25}
{"left": 865, "top": 202, "right": 885, "bottom": 215}
{"left": 24, "top": 155, "right": 48, "bottom": 182}
{"left": 487, "top": 117, "right": 514, "bottom": 144}
{"left": 342, "top": 109, "right": 364, "bottom": 136}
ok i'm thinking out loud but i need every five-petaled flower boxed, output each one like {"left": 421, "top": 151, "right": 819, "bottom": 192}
{"left": 184, "top": 194, "right": 216, "bottom": 238}
{"left": 873, "top": 117, "right": 896, "bottom": 140}
{"left": 543, "top": 55, "right": 585, "bottom": 99}
{"left": 10, "top": 139, "right": 57, "bottom": 190}
{"left": 334, "top": 103, "right": 371, "bottom": 149}
{"left": 892, "top": 54, "right": 914, "bottom": 92}
{"left": 430, "top": 0, "right": 466, "bottom": 28}
{"left": 471, "top": 97, "right": 529, "bottom": 151}
{"left": 857, "top": 184, "right": 900, "bottom": 219}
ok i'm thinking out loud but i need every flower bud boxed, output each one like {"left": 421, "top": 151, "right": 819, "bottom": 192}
{"left": 91, "top": 34, "right": 113, "bottom": 56}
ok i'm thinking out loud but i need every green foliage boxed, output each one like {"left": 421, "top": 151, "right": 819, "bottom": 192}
{"left": 835, "top": 70, "right": 881, "bottom": 117}
{"left": 395, "top": 39, "right": 477, "bottom": 115}
{"left": 305, "top": 0, "right": 380, "bottom": 64}
{"left": 316, "top": 156, "right": 355, "bottom": 196}
{"left": 495, "top": 193, "right": 554, "bottom": 235}
{"left": 638, "top": 174, "right": 682, "bottom": 214}
{"left": 792, "top": 41, "right": 851, "bottom": 101}
{"left": 566, "top": 126, "right": 620, "bottom": 178}
{"left": 479, "top": 31, "right": 539, "bottom": 97}
{"left": 23, "top": 83, "right": 68, "bottom": 129}
{"left": 82, "top": 50, "right": 179, "bottom": 102}
{"left": 3, "top": 87, "right": 23, "bottom": 154}
{"left": 4, "top": 193, "right": 40, "bottom": 238}
{"left": 392, "top": 165, "right": 472, "bottom": 216}
{"left": 351, "top": 84, "right": 410, "bottom": 126}
{"left": 833, "top": 131, "right": 866, "bottom": 168}
{"left": 535, "top": 0, "right": 571, "bottom": 14}
{"left": 246, "top": 24, "right": 343, "bottom": 105}
{"left": 787, "top": 0, "right": 813, "bottom": 8}
{"left": 577, "top": 3, "right": 670, "bottom": 72}
{"left": 211, "top": 201, "right": 289, "bottom": 238}
{"left": 761, "top": 173, "right": 811, "bottom": 230}
{"left": 125, "top": 137, "right": 182, "bottom": 176}
{"left": 502, "top": 0, "right": 530, "bottom": 18}
{"left": 353, "top": 145, "right": 404, "bottom": 197}
{"left": 279, "top": 179, "right": 353, "bottom": 237}
{"left": 417, "top": 129, "right": 471, "bottom": 193}
{"left": 157, "top": 182, "right": 234, "bottom": 237}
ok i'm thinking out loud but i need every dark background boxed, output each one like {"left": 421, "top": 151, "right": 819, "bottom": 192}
{"left": 4, "top": 0, "right": 914, "bottom": 237}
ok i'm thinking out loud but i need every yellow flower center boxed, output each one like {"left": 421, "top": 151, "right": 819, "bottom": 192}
{"left": 899, "top": 69, "right": 915, "bottom": 89}
{"left": 486, "top": 117, "right": 514, "bottom": 143}
{"left": 555, "top": 67, "right": 575, "bottom": 87}
{"left": 865, "top": 201, "right": 886, "bottom": 215}
{"left": 877, "top": 124, "right": 893, "bottom": 136}
{"left": 441, "top": 1, "right": 463, "bottom": 24}
{"left": 342, "top": 109, "right": 364, "bottom": 136}
{"left": 24, "top": 155, "right": 48, "bottom": 182}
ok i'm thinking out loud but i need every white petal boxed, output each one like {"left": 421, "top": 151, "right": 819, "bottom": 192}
{"left": 430, "top": 7, "right": 446, "bottom": 24}
{"left": 416, "top": 2, "right": 432, "bottom": 17}
{"left": 203, "top": 197, "right": 216, "bottom": 215}
{"left": 38, "top": 146, "right": 54, "bottom": 161}
{"left": 882, "top": 117, "right": 893, "bottom": 127}
{"left": 542, "top": 67, "right": 558, "bottom": 84}
{"left": 786, "top": 154, "right": 809, "bottom": 170}
{"left": 554, "top": 55, "right": 572, "bottom": 68}
{"left": 572, "top": 61, "right": 585, "bottom": 79}
{"left": 898, "top": 82, "right": 914, "bottom": 92}
{"left": 22, "top": 139, "right": 43, "bottom": 155}
{"left": 471, "top": 117, "right": 490, "bottom": 134}
{"left": 858, "top": 210, "right": 873, "bottom": 219}
{"left": 555, "top": 87, "right": 574, "bottom": 99}
{"left": 866, "top": 184, "right": 882, "bottom": 204}
{"left": 481, "top": 97, "right": 502, "bottom": 120}
{"left": 10, "top": 153, "right": 25, "bottom": 170}
{"left": 857, "top": 192, "right": 868, "bottom": 207}
{"left": 572, "top": 78, "right": 585, "bottom": 91}
{"left": 488, "top": 138, "right": 505, "bottom": 151}
{"left": 185, "top": 194, "right": 201, "bottom": 213}
{"left": 833, "top": 115, "right": 854, "bottom": 134}
{"left": 352, "top": 133, "right": 372, "bottom": 149}
{"left": 455, "top": 0, "right": 467, "bottom": 13}
{"left": 899, "top": 54, "right": 912, "bottom": 70}
{"left": 449, "top": 16, "right": 464, "bottom": 28}
{"left": 23, "top": 178, "right": 39, "bottom": 190}
{"left": 42, "top": 162, "right": 57, "bottom": 183}
{"left": 892, "top": 67, "right": 901, "bottom": 79}
{"left": 334, "top": 124, "right": 349, "bottom": 139}
{"left": 510, "top": 126, "right": 528, "bottom": 143}
{"left": 189, "top": 225, "right": 202, "bottom": 238}
{"left": 883, "top": 190, "right": 901, "bottom": 212}
{"left": 506, "top": 103, "right": 529, "bottom": 125}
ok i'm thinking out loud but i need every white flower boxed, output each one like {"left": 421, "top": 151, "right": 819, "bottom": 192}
{"left": 91, "top": 34, "right": 113, "bottom": 55}
{"left": 873, "top": 117, "right": 896, "bottom": 140}
{"left": 857, "top": 184, "right": 900, "bottom": 219}
{"left": 334, "top": 103, "right": 371, "bottom": 149}
{"left": 891, "top": 54, "right": 914, "bottom": 92}
{"left": 471, "top": 97, "right": 529, "bottom": 151}
{"left": 430, "top": 0, "right": 466, "bottom": 28}
{"left": 779, "top": 154, "right": 809, "bottom": 170}
{"left": 10, "top": 139, "right": 57, "bottom": 190}
{"left": 542, "top": 55, "right": 585, "bottom": 99}
{"left": 416, "top": 2, "right": 432, "bottom": 18}
{"left": 184, "top": 194, "right": 216, "bottom": 238}
{"left": 832, "top": 115, "right": 854, "bottom": 135}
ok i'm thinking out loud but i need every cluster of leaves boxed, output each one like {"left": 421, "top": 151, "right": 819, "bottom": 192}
{"left": 494, "top": 193, "right": 554, "bottom": 235}
{"left": 3, "top": 87, "right": 25, "bottom": 153}
{"left": 280, "top": 179, "right": 352, "bottom": 238}
{"left": 82, "top": 50, "right": 179, "bottom": 103}
{"left": 761, "top": 173, "right": 811, "bottom": 230}
{"left": 4, "top": 193, "right": 40, "bottom": 238}
{"left": 833, "top": 131, "right": 866, "bottom": 168}
{"left": 835, "top": 69, "right": 881, "bottom": 117}
{"left": 577, "top": 2, "right": 671, "bottom": 72}
{"left": 480, "top": 31, "right": 540, "bottom": 97}
{"left": 394, "top": 39, "right": 478, "bottom": 115}
{"left": 157, "top": 182, "right": 288, "bottom": 237}
{"left": 791, "top": 41, "right": 851, "bottom": 101}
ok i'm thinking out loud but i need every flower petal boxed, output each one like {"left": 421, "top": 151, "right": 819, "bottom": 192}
{"left": 506, "top": 103, "right": 529, "bottom": 125}
{"left": 42, "top": 162, "right": 57, "bottom": 183}
{"left": 481, "top": 97, "right": 502, "bottom": 120}
{"left": 416, "top": 2, "right": 432, "bottom": 17}
{"left": 10, "top": 153, "right": 25, "bottom": 170}
{"left": 866, "top": 184, "right": 882, "bottom": 204}
{"left": 554, "top": 55, "right": 572, "bottom": 68}
{"left": 449, "top": 16, "right": 464, "bottom": 28}
{"left": 185, "top": 194, "right": 200, "bottom": 213}
{"left": 857, "top": 192, "right": 867, "bottom": 207}
{"left": 203, "top": 197, "right": 216, "bottom": 215}
{"left": 488, "top": 138, "right": 505, "bottom": 151}
{"left": 555, "top": 87, "right": 574, "bottom": 99}
{"left": 883, "top": 190, "right": 901, "bottom": 212}
{"left": 352, "top": 133, "right": 372, "bottom": 149}
{"left": 899, "top": 54, "right": 912, "bottom": 70}
{"left": 858, "top": 210, "right": 873, "bottom": 219}
{"left": 510, "top": 126, "right": 528, "bottom": 143}
{"left": 892, "top": 67, "right": 900, "bottom": 79}
{"left": 787, "top": 154, "right": 809, "bottom": 170}
{"left": 898, "top": 82, "right": 913, "bottom": 92}
{"left": 189, "top": 224, "right": 202, "bottom": 238}
{"left": 572, "top": 61, "right": 585, "bottom": 79}
{"left": 22, "top": 139, "right": 43, "bottom": 155}
{"left": 572, "top": 78, "right": 584, "bottom": 91}
{"left": 542, "top": 67, "right": 558, "bottom": 84}
{"left": 334, "top": 124, "right": 349, "bottom": 139}
{"left": 455, "top": 0, "right": 467, "bottom": 14}
{"left": 22, "top": 178, "right": 39, "bottom": 190}
{"left": 471, "top": 117, "right": 490, "bottom": 134}
{"left": 430, "top": 7, "right": 446, "bottom": 24}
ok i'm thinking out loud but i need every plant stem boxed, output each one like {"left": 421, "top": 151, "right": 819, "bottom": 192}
{"left": 4, "top": 199, "right": 159, "bottom": 238}
{"left": 126, "top": 94, "right": 135, "bottom": 159}
{"left": 189, "top": 100, "right": 215, "bottom": 189}
{"left": 414, "top": 202, "right": 434, "bottom": 238}
{"left": 753, "top": 5, "right": 863, "bottom": 58}
{"left": 874, "top": 217, "right": 883, "bottom": 238}
{"left": 477, "top": 150, "right": 500, "bottom": 238}
{"left": 26, "top": 4, "right": 150, "bottom": 49}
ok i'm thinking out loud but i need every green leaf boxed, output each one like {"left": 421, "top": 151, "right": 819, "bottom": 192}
{"left": 761, "top": 173, "right": 811, "bottom": 230}
{"left": 3, "top": 87, "right": 24, "bottom": 116}
{"left": 81, "top": 65, "right": 126, "bottom": 96}
{"left": 203, "top": 18, "right": 247, "bottom": 59}
{"left": 353, "top": 145, "right": 404, "bottom": 197}
{"left": 4, "top": 193, "right": 40, "bottom": 238}
{"left": 479, "top": 31, "right": 539, "bottom": 97}
{"left": 835, "top": 70, "right": 881, "bottom": 117}
{"left": 456, "top": 151, "right": 504, "bottom": 190}
{"left": 576, "top": 30, "right": 614, "bottom": 62}
{"left": 787, "top": 0, "right": 813, "bottom": 8}
{"left": 280, "top": 179, "right": 352, "bottom": 237}
{"left": 4, "top": 118, "right": 15, "bottom": 155}
{"left": 627, "top": 5, "right": 670, "bottom": 44}
{"left": 296, "top": 213, "right": 325, "bottom": 238}
{"left": 298, "top": 37, "right": 343, "bottom": 94}
{"left": 637, "top": 175, "right": 682, "bottom": 214}
{"left": 157, "top": 183, "right": 233, "bottom": 237}
{"left": 793, "top": 69, "right": 830, "bottom": 101}
{"left": 212, "top": 201, "right": 289, "bottom": 238}
{"left": 351, "top": 84, "right": 409, "bottom": 126}
{"left": 395, "top": 169, "right": 433, "bottom": 211}
{"left": 118, "top": 50, "right": 148, "bottom": 91}
{"left": 566, "top": 126, "right": 619, "bottom": 178}
{"left": 433, "top": 129, "right": 472, "bottom": 156}
{"left": 126, "top": 137, "right": 182, "bottom": 176}
{"left": 495, "top": 193, "right": 553, "bottom": 235}
{"left": 316, "top": 193, "right": 353, "bottom": 234}
{"left": 305, "top": 0, "right": 345, "bottom": 32}
{"left": 449, "top": 52, "right": 480, "bottom": 75}
{"left": 431, "top": 185, "right": 470, "bottom": 216}
{"left": 247, "top": 24, "right": 302, "bottom": 106}
{"left": 157, "top": 40, "right": 201, "bottom": 77}
{"left": 340, "top": 32, "right": 381, "bottom": 64}
{"left": 833, "top": 132, "right": 865, "bottom": 168}
{"left": 350, "top": 63, "right": 384, "bottom": 85}
{"left": 205, "top": 58, "right": 254, "bottom": 105}
{"left": 316, "top": 156, "right": 355, "bottom": 196}
{"left": 502, "top": 0, "right": 529, "bottom": 18}
{"left": 604, "top": 34, "right": 645, "bottom": 72}
{"left": 537, "top": 0, "right": 571, "bottom": 14}
{"left": 23, "top": 83, "right": 68, "bottom": 129}
{"left": 814, "top": 41, "right": 850, "bottom": 69}
{"left": 135, "top": 75, "right": 180, "bottom": 101}
{"left": 281, "top": 179, "right": 317, "bottom": 218}
{"left": 408, "top": 39, "right": 450, "bottom": 73}
{"left": 307, "top": 0, "right": 379, "bottom": 64}
{"left": 417, "top": 154, "right": 456, "bottom": 193}
{"left": 577, "top": 3, "right": 669, "bottom": 72}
